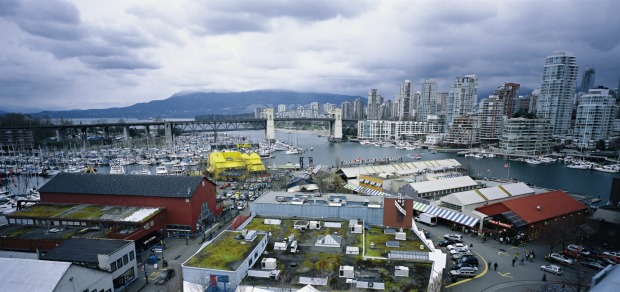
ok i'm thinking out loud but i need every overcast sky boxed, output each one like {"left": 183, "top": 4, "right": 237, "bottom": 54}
{"left": 1, "top": 0, "right": 619, "bottom": 112}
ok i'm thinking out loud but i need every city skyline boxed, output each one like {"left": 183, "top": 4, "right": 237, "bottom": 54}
{"left": 1, "top": 0, "right": 619, "bottom": 112}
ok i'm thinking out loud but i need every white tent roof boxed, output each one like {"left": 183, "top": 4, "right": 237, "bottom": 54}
{"left": 0, "top": 258, "right": 70, "bottom": 292}
{"left": 315, "top": 234, "right": 342, "bottom": 247}
{"left": 409, "top": 176, "right": 477, "bottom": 194}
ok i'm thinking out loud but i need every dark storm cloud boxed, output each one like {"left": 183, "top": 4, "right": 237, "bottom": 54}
{"left": 190, "top": 0, "right": 370, "bottom": 35}
{"left": 78, "top": 55, "right": 159, "bottom": 70}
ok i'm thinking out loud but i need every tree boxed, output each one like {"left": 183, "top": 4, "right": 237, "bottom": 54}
{"left": 595, "top": 139, "right": 606, "bottom": 150}
{"left": 538, "top": 213, "right": 587, "bottom": 254}
{"left": 313, "top": 172, "right": 331, "bottom": 195}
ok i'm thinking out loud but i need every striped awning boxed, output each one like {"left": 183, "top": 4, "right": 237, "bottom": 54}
{"left": 413, "top": 201, "right": 479, "bottom": 227}
{"left": 344, "top": 184, "right": 390, "bottom": 196}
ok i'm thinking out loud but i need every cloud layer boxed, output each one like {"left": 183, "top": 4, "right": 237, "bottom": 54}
{"left": 1, "top": 0, "right": 619, "bottom": 112}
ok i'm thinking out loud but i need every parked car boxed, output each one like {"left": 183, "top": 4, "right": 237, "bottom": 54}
{"left": 600, "top": 257, "right": 618, "bottom": 266}
{"left": 451, "top": 262, "right": 476, "bottom": 270}
{"left": 540, "top": 264, "right": 563, "bottom": 275}
{"left": 444, "top": 234, "right": 463, "bottom": 242}
{"left": 452, "top": 251, "right": 474, "bottom": 260}
{"left": 547, "top": 252, "right": 575, "bottom": 265}
{"left": 562, "top": 249, "right": 581, "bottom": 258}
{"left": 567, "top": 244, "right": 591, "bottom": 256}
{"left": 449, "top": 247, "right": 470, "bottom": 254}
{"left": 438, "top": 239, "right": 457, "bottom": 247}
{"left": 459, "top": 255, "right": 479, "bottom": 266}
{"left": 581, "top": 259, "right": 606, "bottom": 271}
{"left": 603, "top": 251, "right": 620, "bottom": 258}
{"left": 155, "top": 268, "right": 176, "bottom": 285}
{"left": 447, "top": 243, "right": 468, "bottom": 250}
{"left": 449, "top": 267, "right": 477, "bottom": 278}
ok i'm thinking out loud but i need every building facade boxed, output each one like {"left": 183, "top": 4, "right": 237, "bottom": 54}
{"left": 357, "top": 120, "right": 442, "bottom": 141}
{"left": 495, "top": 82, "right": 520, "bottom": 118}
{"left": 38, "top": 174, "right": 220, "bottom": 237}
{"left": 478, "top": 96, "right": 505, "bottom": 144}
{"left": 499, "top": 118, "right": 553, "bottom": 155}
{"left": 397, "top": 80, "right": 414, "bottom": 121}
{"left": 447, "top": 75, "right": 478, "bottom": 127}
{"left": 445, "top": 114, "right": 479, "bottom": 147}
{"left": 580, "top": 67, "right": 596, "bottom": 93}
{"left": 536, "top": 51, "right": 578, "bottom": 137}
{"left": 367, "top": 89, "right": 383, "bottom": 120}
{"left": 418, "top": 79, "right": 438, "bottom": 122}
{"left": 574, "top": 88, "right": 618, "bottom": 148}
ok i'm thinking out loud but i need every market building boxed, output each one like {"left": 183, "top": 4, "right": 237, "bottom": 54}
{"left": 38, "top": 173, "right": 221, "bottom": 237}
{"left": 476, "top": 190, "right": 588, "bottom": 241}
{"left": 207, "top": 151, "right": 266, "bottom": 180}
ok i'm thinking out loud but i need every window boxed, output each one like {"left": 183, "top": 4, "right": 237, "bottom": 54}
{"left": 129, "top": 251, "right": 135, "bottom": 261}
{"left": 111, "top": 262, "right": 117, "bottom": 272}
{"left": 117, "top": 258, "right": 123, "bottom": 269}
{"left": 123, "top": 254, "right": 129, "bottom": 265}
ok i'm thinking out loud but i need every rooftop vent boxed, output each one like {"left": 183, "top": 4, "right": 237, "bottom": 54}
{"left": 536, "top": 205, "right": 541, "bottom": 211}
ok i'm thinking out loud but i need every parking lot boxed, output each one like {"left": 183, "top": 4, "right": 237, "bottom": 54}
{"left": 418, "top": 223, "right": 603, "bottom": 291}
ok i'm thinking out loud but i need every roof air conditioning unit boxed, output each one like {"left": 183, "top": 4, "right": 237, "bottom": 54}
{"left": 536, "top": 206, "right": 541, "bottom": 211}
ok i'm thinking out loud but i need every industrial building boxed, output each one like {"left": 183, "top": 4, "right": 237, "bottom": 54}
{"left": 476, "top": 190, "right": 587, "bottom": 240}
{"left": 38, "top": 173, "right": 221, "bottom": 237}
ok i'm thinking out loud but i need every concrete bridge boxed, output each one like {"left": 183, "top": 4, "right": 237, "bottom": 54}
{"left": 1, "top": 109, "right": 358, "bottom": 146}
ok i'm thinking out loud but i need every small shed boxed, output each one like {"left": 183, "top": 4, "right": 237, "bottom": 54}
{"left": 395, "top": 266, "right": 409, "bottom": 277}
{"left": 261, "top": 258, "right": 277, "bottom": 270}
{"left": 395, "top": 232, "right": 406, "bottom": 241}
{"left": 274, "top": 241, "right": 288, "bottom": 251}
{"left": 346, "top": 246, "right": 360, "bottom": 255}
{"left": 290, "top": 240, "right": 298, "bottom": 253}
{"left": 350, "top": 219, "right": 363, "bottom": 234}
{"left": 339, "top": 265, "right": 354, "bottom": 278}
{"left": 245, "top": 230, "right": 257, "bottom": 241}
{"left": 309, "top": 221, "right": 322, "bottom": 230}
{"left": 294, "top": 220, "right": 309, "bottom": 230}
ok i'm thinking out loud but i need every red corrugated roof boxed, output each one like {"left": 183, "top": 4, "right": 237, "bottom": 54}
{"left": 477, "top": 190, "right": 587, "bottom": 224}
{"left": 476, "top": 203, "right": 510, "bottom": 216}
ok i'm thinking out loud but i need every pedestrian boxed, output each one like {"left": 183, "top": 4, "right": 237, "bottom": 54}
{"left": 494, "top": 262, "right": 498, "bottom": 271}
{"left": 520, "top": 257, "right": 525, "bottom": 265}
{"left": 532, "top": 251, "right": 536, "bottom": 258}
{"left": 512, "top": 258, "right": 516, "bottom": 267}
{"left": 500, "top": 237, "right": 503, "bottom": 244}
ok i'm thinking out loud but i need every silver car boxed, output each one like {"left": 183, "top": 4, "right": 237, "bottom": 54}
{"left": 541, "top": 264, "right": 563, "bottom": 275}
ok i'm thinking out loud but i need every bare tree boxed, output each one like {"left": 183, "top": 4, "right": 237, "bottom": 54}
{"left": 538, "top": 213, "right": 586, "bottom": 254}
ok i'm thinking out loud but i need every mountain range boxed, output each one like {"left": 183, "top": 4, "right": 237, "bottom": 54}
{"left": 27, "top": 90, "right": 364, "bottom": 119}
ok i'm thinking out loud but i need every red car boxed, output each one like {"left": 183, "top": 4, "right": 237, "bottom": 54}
{"left": 562, "top": 249, "right": 581, "bottom": 258}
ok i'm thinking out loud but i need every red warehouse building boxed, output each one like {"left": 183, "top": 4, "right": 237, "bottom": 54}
{"left": 38, "top": 173, "right": 222, "bottom": 237}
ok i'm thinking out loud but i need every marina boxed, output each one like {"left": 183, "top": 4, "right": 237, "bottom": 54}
{"left": 1, "top": 130, "right": 617, "bottom": 211}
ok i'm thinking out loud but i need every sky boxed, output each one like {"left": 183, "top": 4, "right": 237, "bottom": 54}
{"left": 1, "top": 0, "right": 619, "bottom": 112}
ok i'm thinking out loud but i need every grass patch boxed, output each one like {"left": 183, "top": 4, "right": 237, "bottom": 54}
{"left": 4, "top": 226, "right": 37, "bottom": 237}
{"left": 64, "top": 205, "right": 106, "bottom": 220}
{"left": 12, "top": 204, "right": 75, "bottom": 218}
{"left": 364, "top": 227, "right": 426, "bottom": 257}
{"left": 186, "top": 232, "right": 259, "bottom": 270}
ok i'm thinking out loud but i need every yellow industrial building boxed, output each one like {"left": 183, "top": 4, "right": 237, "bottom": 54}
{"left": 207, "top": 151, "right": 267, "bottom": 180}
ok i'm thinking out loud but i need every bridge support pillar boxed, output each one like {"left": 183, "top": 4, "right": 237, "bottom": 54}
{"left": 56, "top": 128, "right": 65, "bottom": 142}
{"left": 164, "top": 122, "right": 174, "bottom": 148}
{"left": 145, "top": 125, "right": 151, "bottom": 137}
{"left": 80, "top": 127, "right": 87, "bottom": 150}
{"left": 102, "top": 127, "right": 110, "bottom": 140}
{"left": 123, "top": 126, "right": 130, "bottom": 141}
{"left": 264, "top": 108, "right": 275, "bottom": 143}
{"left": 328, "top": 108, "right": 343, "bottom": 142}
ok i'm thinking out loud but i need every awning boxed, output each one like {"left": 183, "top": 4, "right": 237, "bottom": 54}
{"left": 414, "top": 201, "right": 479, "bottom": 228}
{"left": 344, "top": 184, "right": 390, "bottom": 196}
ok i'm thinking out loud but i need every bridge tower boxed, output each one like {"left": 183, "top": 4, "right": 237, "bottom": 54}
{"left": 55, "top": 128, "right": 65, "bottom": 142}
{"left": 328, "top": 108, "right": 343, "bottom": 142}
{"left": 264, "top": 108, "right": 275, "bottom": 143}
{"left": 164, "top": 122, "right": 174, "bottom": 148}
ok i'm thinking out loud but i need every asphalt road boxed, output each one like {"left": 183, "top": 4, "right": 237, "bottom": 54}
{"left": 420, "top": 223, "right": 598, "bottom": 292}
